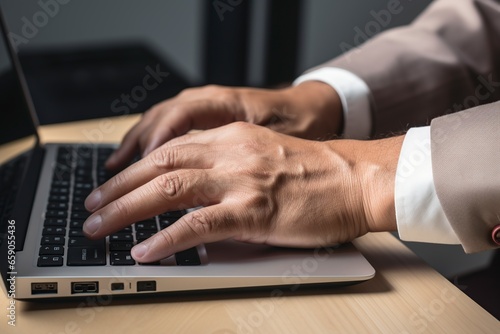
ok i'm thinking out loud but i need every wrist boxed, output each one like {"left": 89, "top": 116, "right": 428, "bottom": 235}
{"left": 325, "top": 136, "right": 403, "bottom": 234}
{"left": 284, "top": 81, "right": 343, "bottom": 139}
{"left": 357, "top": 136, "right": 403, "bottom": 233}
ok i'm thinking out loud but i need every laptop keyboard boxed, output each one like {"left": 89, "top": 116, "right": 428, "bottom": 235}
{"left": 37, "top": 145, "right": 201, "bottom": 267}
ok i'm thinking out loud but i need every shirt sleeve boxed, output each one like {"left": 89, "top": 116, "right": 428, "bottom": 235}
{"left": 294, "top": 67, "right": 460, "bottom": 245}
{"left": 395, "top": 126, "right": 460, "bottom": 244}
{"left": 293, "top": 67, "right": 372, "bottom": 139}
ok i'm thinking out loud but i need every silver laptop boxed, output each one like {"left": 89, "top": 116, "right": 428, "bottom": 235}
{"left": 0, "top": 9, "right": 374, "bottom": 300}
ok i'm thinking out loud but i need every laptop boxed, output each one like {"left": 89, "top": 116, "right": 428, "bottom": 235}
{"left": 0, "top": 9, "right": 375, "bottom": 300}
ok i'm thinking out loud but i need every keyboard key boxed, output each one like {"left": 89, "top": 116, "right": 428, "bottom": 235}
{"left": 68, "top": 237, "right": 105, "bottom": 248}
{"left": 74, "top": 188, "right": 92, "bottom": 197}
{"left": 76, "top": 158, "right": 92, "bottom": 167}
{"left": 71, "top": 204, "right": 87, "bottom": 212}
{"left": 98, "top": 147, "right": 114, "bottom": 157}
{"left": 46, "top": 210, "right": 67, "bottom": 218}
{"left": 44, "top": 218, "right": 67, "bottom": 227}
{"left": 159, "top": 210, "right": 185, "bottom": 219}
{"left": 69, "top": 229, "right": 85, "bottom": 237}
{"left": 38, "top": 255, "right": 64, "bottom": 267}
{"left": 41, "top": 236, "right": 65, "bottom": 245}
{"left": 109, "top": 242, "right": 134, "bottom": 251}
{"left": 160, "top": 219, "right": 177, "bottom": 229}
{"left": 75, "top": 169, "right": 92, "bottom": 178}
{"left": 77, "top": 146, "right": 93, "bottom": 158}
{"left": 135, "top": 221, "right": 158, "bottom": 231}
{"left": 136, "top": 231, "right": 156, "bottom": 241}
{"left": 75, "top": 175, "right": 93, "bottom": 183}
{"left": 71, "top": 212, "right": 90, "bottom": 220}
{"left": 67, "top": 247, "right": 106, "bottom": 266}
{"left": 51, "top": 180, "right": 70, "bottom": 188}
{"left": 110, "top": 252, "right": 136, "bottom": 265}
{"left": 117, "top": 226, "right": 132, "bottom": 233}
{"left": 47, "top": 202, "right": 68, "bottom": 211}
{"left": 49, "top": 195, "right": 69, "bottom": 203}
{"left": 39, "top": 245, "right": 64, "bottom": 255}
{"left": 50, "top": 187, "right": 69, "bottom": 195}
{"left": 57, "top": 145, "right": 73, "bottom": 155}
{"left": 52, "top": 171, "right": 71, "bottom": 182}
{"left": 110, "top": 233, "right": 133, "bottom": 242}
{"left": 139, "top": 261, "right": 161, "bottom": 266}
{"left": 97, "top": 177, "right": 108, "bottom": 185}
{"left": 72, "top": 196, "right": 87, "bottom": 204}
{"left": 69, "top": 220, "right": 84, "bottom": 229}
{"left": 74, "top": 182, "right": 93, "bottom": 191}
{"left": 42, "top": 227, "right": 66, "bottom": 235}
{"left": 175, "top": 247, "right": 201, "bottom": 266}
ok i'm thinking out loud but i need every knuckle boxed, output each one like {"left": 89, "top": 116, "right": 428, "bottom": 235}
{"left": 203, "top": 84, "right": 220, "bottom": 92}
{"left": 230, "top": 121, "right": 254, "bottom": 132}
{"left": 186, "top": 211, "right": 213, "bottom": 237}
{"left": 184, "top": 210, "right": 234, "bottom": 239}
{"left": 110, "top": 171, "right": 129, "bottom": 192}
{"left": 111, "top": 197, "right": 132, "bottom": 219}
{"left": 201, "top": 85, "right": 234, "bottom": 101}
{"left": 178, "top": 87, "right": 194, "bottom": 96}
{"left": 149, "top": 146, "right": 177, "bottom": 170}
{"left": 157, "top": 228, "right": 175, "bottom": 248}
{"left": 145, "top": 105, "right": 161, "bottom": 118}
{"left": 167, "top": 104, "right": 185, "bottom": 116}
{"left": 155, "top": 173, "right": 183, "bottom": 199}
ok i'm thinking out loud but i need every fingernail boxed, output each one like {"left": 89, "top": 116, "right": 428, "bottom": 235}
{"left": 83, "top": 215, "right": 102, "bottom": 236}
{"left": 85, "top": 190, "right": 101, "bottom": 212}
{"left": 132, "top": 243, "right": 148, "bottom": 259}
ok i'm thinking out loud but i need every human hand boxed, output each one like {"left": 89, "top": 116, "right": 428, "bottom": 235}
{"left": 83, "top": 123, "right": 401, "bottom": 263}
{"left": 106, "top": 81, "right": 342, "bottom": 170}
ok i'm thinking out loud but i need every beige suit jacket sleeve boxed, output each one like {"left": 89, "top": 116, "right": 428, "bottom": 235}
{"left": 313, "top": 0, "right": 500, "bottom": 252}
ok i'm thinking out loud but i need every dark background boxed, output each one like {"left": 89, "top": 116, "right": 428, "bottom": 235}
{"left": 1, "top": 0, "right": 433, "bottom": 122}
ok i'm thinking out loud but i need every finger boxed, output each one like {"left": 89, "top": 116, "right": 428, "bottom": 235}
{"left": 105, "top": 118, "right": 150, "bottom": 170}
{"left": 141, "top": 101, "right": 238, "bottom": 157}
{"left": 85, "top": 142, "right": 219, "bottom": 212}
{"left": 131, "top": 204, "right": 238, "bottom": 263}
{"left": 83, "top": 168, "right": 224, "bottom": 239}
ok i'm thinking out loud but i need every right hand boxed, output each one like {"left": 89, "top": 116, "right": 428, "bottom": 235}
{"left": 105, "top": 81, "right": 343, "bottom": 170}
{"left": 86, "top": 122, "right": 400, "bottom": 263}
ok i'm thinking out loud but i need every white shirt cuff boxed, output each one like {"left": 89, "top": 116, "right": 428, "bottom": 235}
{"left": 293, "top": 67, "right": 372, "bottom": 139}
{"left": 395, "top": 127, "right": 460, "bottom": 244}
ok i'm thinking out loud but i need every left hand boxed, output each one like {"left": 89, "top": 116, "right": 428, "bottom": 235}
{"left": 83, "top": 123, "right": 401, "bottom": 263}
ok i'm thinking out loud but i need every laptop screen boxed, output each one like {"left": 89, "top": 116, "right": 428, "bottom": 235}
{"left": 0, "top": 10, "right": 38, "bottom": 237}
{"left": 0, "top": 19, "right": 37, "bottom": 159}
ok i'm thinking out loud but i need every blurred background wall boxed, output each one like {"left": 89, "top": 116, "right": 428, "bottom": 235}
{"left": 2, "top": 0, "right": 435, "bottom": 85}
{"left": 0, "top": 0, "right": 494, "bottom": 281}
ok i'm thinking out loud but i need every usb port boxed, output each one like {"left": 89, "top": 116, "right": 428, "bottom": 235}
{"left": 31, "top": 282, "right": 58, "bottom": 295}
{"left": 71, "top": 282, "right": 99, "bottom": 294}
{"left": 137, "top": 280, "right": 156, "bottom": 292}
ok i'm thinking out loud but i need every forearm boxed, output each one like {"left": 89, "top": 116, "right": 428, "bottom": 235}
{"left": 318, "top": 0, "right": 500, "bottom": 135}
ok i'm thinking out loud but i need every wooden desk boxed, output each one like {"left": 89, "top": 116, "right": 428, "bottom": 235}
{"left": 1, "top": 116, "right": 499, "bottom": 333}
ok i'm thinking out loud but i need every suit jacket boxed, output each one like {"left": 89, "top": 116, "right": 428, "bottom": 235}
{"left": 316, "top": 0, "right": 500, "bottom": 252}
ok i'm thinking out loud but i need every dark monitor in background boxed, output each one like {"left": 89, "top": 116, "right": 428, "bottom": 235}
{"left": 19, "top": 43, "right": 189, "bottom": 124}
